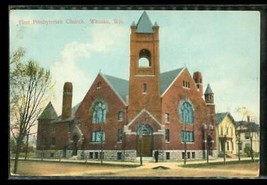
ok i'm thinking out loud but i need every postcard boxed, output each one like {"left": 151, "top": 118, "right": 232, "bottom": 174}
{"left": 9, "top": 5, "right": 263, "bottom": 179}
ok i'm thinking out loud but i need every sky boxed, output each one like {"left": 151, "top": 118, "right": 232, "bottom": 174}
{"left": 9, "top": 9, "right": 260, "bottom": 126}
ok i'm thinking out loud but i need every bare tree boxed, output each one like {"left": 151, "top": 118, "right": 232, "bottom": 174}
{"left": 10, "top": 48, "right": 54, "bottom": 174}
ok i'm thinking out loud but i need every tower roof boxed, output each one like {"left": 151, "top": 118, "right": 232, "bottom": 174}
{"left": 136, "top": 11, "right": 154, "bottom": 33}
{"left": 204, "top": 83, "right": 213, "bottom": 94}
{"left": 38, "top": 101, "right": 58, "bottom": 120}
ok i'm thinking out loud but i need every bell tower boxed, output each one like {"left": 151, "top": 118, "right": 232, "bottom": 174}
{"left": 128, "top": 11, "right": 161, "bottom": 121}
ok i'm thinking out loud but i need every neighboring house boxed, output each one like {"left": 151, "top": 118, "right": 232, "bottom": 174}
{"left": 36, "top": 11, "right": 217, "bottom": 161}
{"left": 235, "top": 117, "right": 260, "bottom": 157}
{"left": 216, "top": 112, "right": 237, "bottom": 157}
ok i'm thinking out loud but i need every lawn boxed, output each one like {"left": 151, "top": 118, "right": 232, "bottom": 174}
{"left": 9, "top": 159, "right": 260, "bottom": 179}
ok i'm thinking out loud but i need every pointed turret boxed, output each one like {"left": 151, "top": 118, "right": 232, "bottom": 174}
{"left": 204, "top": 84, "right": 214, "bottom": 104}
{"left": 136, "top": 11, "right": 154, "bottom": 33}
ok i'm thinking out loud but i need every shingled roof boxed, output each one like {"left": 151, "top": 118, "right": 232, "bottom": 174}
{"left": 160, "top": 68, "right": 184, "bottom": 95}
{"left": 100, "top": 67, "right": 185, "bottom": 102}
{"left": 136, "top": 11, "right": 154, "bottom": 33}
{"left": 205, "top": 83, "right": 213, "bottom": 94}
{"left": 235, "top": 120, "right": 259, "bottom": 132}
{"left": 215, "top": 112, "right": 236, "bottom": 126}
{"left": 38, "top": 101, "right": 58, "bottom": 120}
{"left": 102, "top": 74, "right": 129, "bottom": 104}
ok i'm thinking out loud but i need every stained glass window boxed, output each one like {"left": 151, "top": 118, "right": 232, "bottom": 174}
{"left": 180, "top": 101, "right": 194, "bottom": 124}
{"left": 92, "top": 101, "right": 106, "bottom": 124}
{"left": 91, "top": 131, "right": 105, "bottom": 142}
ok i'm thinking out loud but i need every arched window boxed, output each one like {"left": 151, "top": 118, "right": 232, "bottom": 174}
{"left": 136, "top": 124, "right": 153, "bottom": 136}
{"left": 118, "top": 111, "right": 124, "bottom": 121}
{"left": 139, "top": 58, "right": 150, "bottom": 67}
{"left": 92, "top": 101, "right": 107, "bottom": 124}
{"left": 138, "top": 49, "right": 151, "bottom": 67}
{"left": 179, "top": 100, "right": 194, "bottom": 124}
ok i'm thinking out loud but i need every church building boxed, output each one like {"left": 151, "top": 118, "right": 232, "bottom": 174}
{"left": 36, "top": 12, "right": 217, "bottom": 161}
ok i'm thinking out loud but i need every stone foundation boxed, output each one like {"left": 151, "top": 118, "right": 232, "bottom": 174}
{"left": 35, "top": 149, "right": 218, "bottom": 161}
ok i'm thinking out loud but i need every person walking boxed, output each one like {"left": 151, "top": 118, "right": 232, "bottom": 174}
{"left": 154, "top": 150, "right": 159, "bottom": 163}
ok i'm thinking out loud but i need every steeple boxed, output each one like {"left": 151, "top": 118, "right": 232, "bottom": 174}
{"left": 136, "top": 11, "right": 154, "bottom": 33}
{"left": 204, "top": 84, "right": 214, "bottom": 104}
{"left": 128, "top": 11, "right": 161, "bottom": 122}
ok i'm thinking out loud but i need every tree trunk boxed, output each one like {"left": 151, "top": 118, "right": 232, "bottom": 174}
{"left": 24, "top": 132, "right": 29, "bottom": 160}
{"left": 13, "top": 139, "right": 22, "bottom": 174}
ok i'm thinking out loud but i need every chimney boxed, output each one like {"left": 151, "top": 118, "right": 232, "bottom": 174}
{"left": 62, "top": 82, "right": 73, "bottom": 119}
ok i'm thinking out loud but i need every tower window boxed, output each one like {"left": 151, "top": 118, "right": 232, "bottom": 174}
{"left": 138, "top": 49, "right": 151, "bottom": 67}
{"left": 139, "top": 58, "right": 150, "bottom": 67}
{"left": 143, "top": 83, "right": 147, "bottom": 93}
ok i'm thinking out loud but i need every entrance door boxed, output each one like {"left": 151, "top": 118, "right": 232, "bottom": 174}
{"left": 72, "top": 135, "right": 79, "bottom": 156}
{"left": 136, "top": 124, "right": 153, "bottom": 157}
{"left": 137, "top": 135, "right": 153, "bottom": 157}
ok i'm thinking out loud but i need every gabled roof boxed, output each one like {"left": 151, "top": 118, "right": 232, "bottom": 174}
{"left": 215, "top": 112, "right": 235, "bottom": 126}
{"left": 136, "top": 11, "right": 154, "bottom": 33}
{"left": 160, "top": 68, "right": 184, "bottom": 95}
{"left": 101, "top": 73, "right": 129, "bottom": 103}
{"left": 53, "top": 102, "right": 81, "bottom": 122}
{"left": 99, "top": 67, "right": 187, "bottom": 102}
{"left": 100, "top": 67, "right": 185, "bottom": 102}
{"left": 71, "top": 102, "right": 81, "bottom": 117}
{"left": 205, "top": 84, "right": 213, "bottom": 94}
{"left": 38, "top": 101, "right": 58, "bottom": 120}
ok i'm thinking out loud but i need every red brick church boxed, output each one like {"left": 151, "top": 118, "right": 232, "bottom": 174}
{"left": 36, "top": 11, "right": 217, "bottom": 161}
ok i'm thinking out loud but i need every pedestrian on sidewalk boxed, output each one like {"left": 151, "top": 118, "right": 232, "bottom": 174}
{"left": 154, "top": 150, "right": 159, "bottom": 163}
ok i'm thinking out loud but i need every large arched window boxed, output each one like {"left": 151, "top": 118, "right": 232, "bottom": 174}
{"left": 179, "top": 100, "right": 194, "bottom": 124}
{"left": 92, "top": 101, "right": 107, "bottom": 124}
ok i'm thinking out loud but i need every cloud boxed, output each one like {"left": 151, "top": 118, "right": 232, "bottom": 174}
{"left": 50, "top": 24, "right": 126, "bottom": 114}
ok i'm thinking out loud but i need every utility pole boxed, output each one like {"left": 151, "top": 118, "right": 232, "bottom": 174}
{"left": 100, "top": 128, "right": 103, "bottom": 165}
{"left": 237, "top": 124, "right": 241, "bottom": 161}
{"left": 183, "top": 124, "right": 187, "bottom": 165}
{"left": 139, "top": 134, "right": 143, "bottom": 166}
{"left": 248, "top": 116, "right": 254, "bottom": 162}
{"left": 223, "top": 135, "right": 226, "bottom": 164}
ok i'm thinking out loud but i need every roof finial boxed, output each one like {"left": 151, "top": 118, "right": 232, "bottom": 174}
{"left": 131, "top": 21, "right": 136, "bottom": 26}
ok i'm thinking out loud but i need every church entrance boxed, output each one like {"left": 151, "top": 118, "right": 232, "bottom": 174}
{"left": 136, "top": 124, "right": 153, "bottom": 157}
{"left": 72, "top": 135, "right": 79, "bottom": 156}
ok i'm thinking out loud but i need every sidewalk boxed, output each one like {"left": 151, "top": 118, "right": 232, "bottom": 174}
{"left": 13, "top": 156, "right": 259, "bottom": 169}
